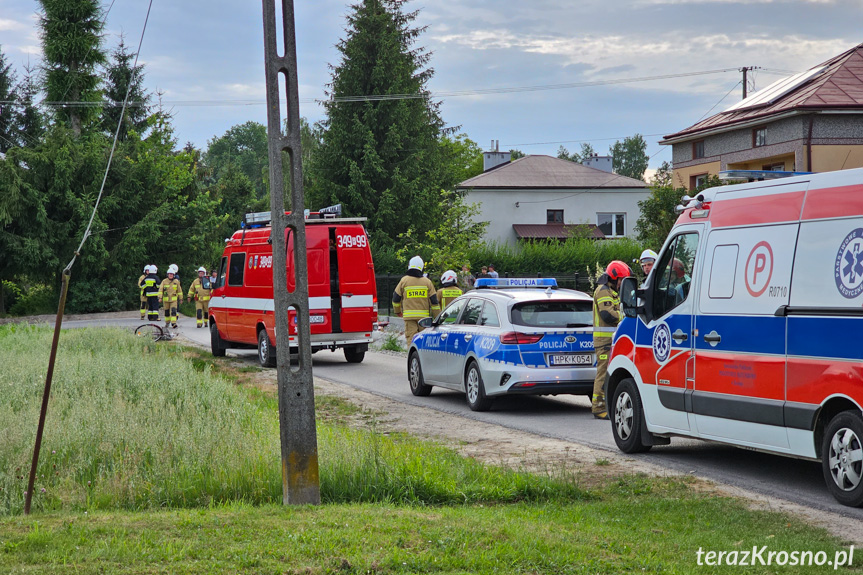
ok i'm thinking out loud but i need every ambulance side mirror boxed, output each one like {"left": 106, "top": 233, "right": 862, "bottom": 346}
{"left": 620, "top": 277, "right": 648, "bottom": 321}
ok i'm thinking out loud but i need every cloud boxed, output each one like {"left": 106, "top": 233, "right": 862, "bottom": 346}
{"left": 0, "top": 18, "right": 27, "bottom": 32}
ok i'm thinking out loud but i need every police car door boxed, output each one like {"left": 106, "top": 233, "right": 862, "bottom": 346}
{"left": 642, "top": 226, "right": 701, "bottom": 433}
{"left": 423, "top": 298, "right": 466, "bottom": 386}
{"left": 692, "top": 217, "right": 798, "bottom": 450}
{"left": 446, "top": 298, "right": 485, "bottom": 385}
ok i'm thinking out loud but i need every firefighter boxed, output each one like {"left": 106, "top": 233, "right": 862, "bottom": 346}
{"left": 159, "top": 264, "right": 183, "bottom": 329}
{"left": 592, "top": 260, "right": 631, "bottom": 420}
{"left": 187, "top": 266, "right": 212, "bottom": 328}
{"left": 639, "top": 249, "right": 657, "bottom": 277}
{"left": 438, "top": 270, "right": 462, "bottom": 309}
{"left": 140, "top": 265, "right": 161, "bottom": 322}
{"left": 137, "top": 265, "right": 149, "bottom": 320}
{"left": 392, "top": 256, "right": 440, "bottom": 342}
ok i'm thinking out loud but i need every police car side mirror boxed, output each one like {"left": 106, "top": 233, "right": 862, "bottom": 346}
{"left": 418, "top": 317, "right": 433, "bottom": 329}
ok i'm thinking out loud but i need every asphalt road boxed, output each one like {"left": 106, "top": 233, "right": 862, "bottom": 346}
{"left": 53, "top": 314, "right": 863, "bottom": 523}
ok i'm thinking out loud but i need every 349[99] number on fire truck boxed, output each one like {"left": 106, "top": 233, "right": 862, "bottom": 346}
{"left": 606, "top": 167, "right": 863, "bottom": 507}
{"left": 208, "top": 206, "right": 378, "bottom": 367}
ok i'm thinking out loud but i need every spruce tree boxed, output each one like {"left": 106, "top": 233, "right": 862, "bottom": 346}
{"left": 101, "top": 37, "right": 150, "bottom": 139}
{"left": 309, "top": 0, "right": 450, "bottom": 246}
{"left": 15, "top": 62, "right": 45, "bottom": 147}
{"left": 0, "top": 46, "right": 17, "bottom": 152}
{"left": 38, "top": 0, "right": 105, "bottom": 137}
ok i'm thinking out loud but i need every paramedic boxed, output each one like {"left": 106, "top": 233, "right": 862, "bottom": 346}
{"left": 137, "top": 265, "right": 149, "bottom": 320}
{"left": 159, "top": 264, "right": 183, "bottom": 329}
{"left": 141, "top": 265, "right": 161, "bottom": 322}
{"left": 438, "top": 270, "right": 463, "bottom": 309}
{"left": 393, "top": 256, "right": 440, "bottom": 341}
{"left": 639, "top": 249, "right": 657, "bottom": 278}
{"left": 187, "top": 266, "right": 212, "bottom": 328}
{"left": 592, "top": 260, "right": 631, "bottom": 420}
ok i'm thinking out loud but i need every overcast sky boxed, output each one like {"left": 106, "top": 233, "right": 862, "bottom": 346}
{"left": 1, "top": 0, "right": 861, "bottom": 171}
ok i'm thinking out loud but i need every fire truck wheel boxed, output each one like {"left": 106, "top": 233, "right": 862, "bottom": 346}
{"left": 258, "top": 329, "right": 276, "bottom": 368}
{"left": 611, "top": 378, "right": 651, "bottom": 454}
{"left": 408, "top": 351, "right": 432, "bottom": 397}
{"left": 822, "top": 411, "right": 863, "bottom": 507}
{"left": 465, "top": 361, "right": 492, "bottom": 412}
{"left": 344, "top": 346, "right": 365, "bottom": 363}
{"left": 210, "top": 322, "right": 226, "bottom": 357}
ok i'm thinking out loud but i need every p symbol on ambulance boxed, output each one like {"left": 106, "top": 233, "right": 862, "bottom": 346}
{"left": 835, "top": 228, "right": 863, "bottom": 299}
{"left": 745, "top": 241, "right": 773, "bottom": 297}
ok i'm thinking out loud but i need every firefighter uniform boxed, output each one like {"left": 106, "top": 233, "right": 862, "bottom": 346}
{"left": 187, "top": 273, "right": 212, "bottom": 328}
{"left": 138, "top": 270, "right": 147, "bottom": 320}
{"left": 141, "top": 271, "right": 161, "bottom": 322}
{"left": 592, "top": 282, "right": 620, "bottom": 419}
{"left": 159, "top": 275, "right": 183, "bottom": 328}
{"left": 439, "top": 286, "right": 462, "bottom": 309}
{"left": 393, "top": 266, "right": 440, "bottom": 341}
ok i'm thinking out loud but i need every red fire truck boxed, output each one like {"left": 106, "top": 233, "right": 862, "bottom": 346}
{"left": 208, "top": 209, "right": 378, "bottom": 366}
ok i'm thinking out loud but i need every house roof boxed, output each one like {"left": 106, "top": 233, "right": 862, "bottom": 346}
{"left": 662, "top": 42, "right": 863, "bottom": 143}
{"left": 457, "top": 155, "right": 647, "bottom": 189}
{"left": 512, "top": 223, "right": 605, "bottom": 240}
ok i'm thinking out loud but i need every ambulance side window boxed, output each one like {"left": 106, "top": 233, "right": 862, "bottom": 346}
{"left": 708, "top": 245, "right": 738, "bottom": 299}
{"left": 228, "top": 252, "right": 246, "bottom": 287}
{"left": 652, "top": 233, "right": 699, "bottom": 318}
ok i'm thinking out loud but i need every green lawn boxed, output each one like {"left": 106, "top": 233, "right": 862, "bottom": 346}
{"left": 0, "top": 324, "right": 858, "bottom": 574}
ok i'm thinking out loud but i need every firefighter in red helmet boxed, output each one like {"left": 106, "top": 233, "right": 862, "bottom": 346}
{"left": 591, "top": 260, "right": 631, "bottom": 419}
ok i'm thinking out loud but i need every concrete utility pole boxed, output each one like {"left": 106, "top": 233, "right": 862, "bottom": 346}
{"left": 261, "top": 0, "right": 320, "bottom": 505}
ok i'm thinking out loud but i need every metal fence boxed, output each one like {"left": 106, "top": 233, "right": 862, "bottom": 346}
{"left": 375, "top": 273, "right": 596, "bottom": 316}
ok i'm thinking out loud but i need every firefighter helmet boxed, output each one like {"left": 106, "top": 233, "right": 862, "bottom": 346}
{"left": 408, "top": 256, "right": 424, "bottom": 271}
{"left": 150, "top": 265, "right": 158, "bottom": 273}
{"left": 197, "top": 266, "right": 206, "bottom": 273}
{"left": 605, "top": 261, "right": 632, "bottom": 281}
{"left": 440, "top": 270, "right": 457, "bottom": 284}
{"left": 168, "top": 264, "right": 179, "bottom": 274}
{"left": 639, "top": 249, "right": 658, "bottom": 264}
{"left": 143, "top": 265, "right": 149, "bottom": 273}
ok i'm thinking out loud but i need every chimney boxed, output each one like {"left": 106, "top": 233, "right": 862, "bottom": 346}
{"left": 582, "top": 154, "right": 613, "bottom": 173}
{"left": 483, "top": 138, "right": 511, "bottom": 172}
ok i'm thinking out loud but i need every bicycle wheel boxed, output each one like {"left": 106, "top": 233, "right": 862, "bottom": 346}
{"left": 134, "top": 323, "right": 164, "bottom": 342}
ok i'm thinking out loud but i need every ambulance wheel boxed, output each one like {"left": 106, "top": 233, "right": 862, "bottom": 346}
{"left": 465, "top": 361, "right": 492, "bottom": 412}
{"left": 408, "top": 351, "right": 431, "bottom": 396}
{"left": 611, "top": 378, "right": 651, "bottom": 454}
{"left": 210, "top": 322, "right": 226, "bottom": 357}
{"left": 344, "top": 346, "right": 365, "bottom": 363}
{"left": 822, "top": 411, "right": 863, "bottom": 507}
{"left": 258, "top": 329, "right": 276, "bottom": 368}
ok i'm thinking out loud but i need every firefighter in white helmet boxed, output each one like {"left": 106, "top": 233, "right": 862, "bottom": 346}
{"left": 159, "top": 264, "right": 183, "bottom": 328}
{"left": 137, "top": 265, "right": 149, "bottom": 320}
{"left": 438, "top": 270, "right": 462, "bottom": 309}
{"left": 639, "top": 249, "right": 658, "bottom": 277}
{"left": 140, "top": 265, "right": 161, "bottom": 322}
{"left": 187, "top": 266, "right": 212, "bottom": 328}
{"left": 392, "top": 256, "right": 440, "bottom": 341}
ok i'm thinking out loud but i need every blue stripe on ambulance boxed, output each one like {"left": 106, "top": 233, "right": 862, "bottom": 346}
{"left": 788, "top": 316, "right": 863, "bottom": 361}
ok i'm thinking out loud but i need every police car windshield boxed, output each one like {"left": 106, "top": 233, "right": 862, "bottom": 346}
{"left": 510, "top": 301, "right": 592, "bottom": 328}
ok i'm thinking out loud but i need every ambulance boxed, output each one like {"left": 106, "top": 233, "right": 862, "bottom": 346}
{"left": 607, "top": 167, "right": 863, "bottom": 507}
{"left": 208, "top": 208, "right": 377, "bottom": 366}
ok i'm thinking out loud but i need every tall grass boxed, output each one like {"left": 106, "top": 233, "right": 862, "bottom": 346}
{"left": 0, "top": 325, "right": 585, "bottom": 515}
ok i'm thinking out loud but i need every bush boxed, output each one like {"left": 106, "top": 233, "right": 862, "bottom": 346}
{"left": 7, "top": 283, "right": 57, "bottom": 316}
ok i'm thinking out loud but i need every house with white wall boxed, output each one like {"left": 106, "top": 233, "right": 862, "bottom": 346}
{"left": 457, "top": 154, "right": 649, "bottom": 247}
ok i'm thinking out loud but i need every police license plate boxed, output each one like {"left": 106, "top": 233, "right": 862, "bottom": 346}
{"left": 548, "top": 353, "right": 592, "bottom": 366}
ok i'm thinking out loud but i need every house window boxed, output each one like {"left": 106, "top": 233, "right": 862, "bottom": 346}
{"left": 547, "top": 209, "right": 564, "bottom": 224}
{"left": 753, "top": 127, "right": 767, "bottom": 147}
{"left": 597, "top": 213, "right": 625, "bottom": 237}
{"left": 690, "top": 173, "right": 709, "bottom": 189}
{"left": 692, "top": 140, "right": 705, "bottom": 159}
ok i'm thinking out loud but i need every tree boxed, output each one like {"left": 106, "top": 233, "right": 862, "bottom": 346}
{"left": 650, "top": 160, "right": 672, "bottom": 188}
{"left": 309, "top": 0, "right": 451, "bottom": 246}
{"left": 0, "top": 45, "right": 17, "bottom": 152}
{"left": 610, "top": 134, "right": 649, "bottom": 181}
{"left": 14, "top": 63, "right": 45, "bottom": 147}
{"left": 440, "top": 133, "right": 482, "bottom": 185}
{"left": 557, "top": 142, "right": 596, "bottom": 164}
{"left": 635, "top": 173, "right": 725, "bottom": 249}
{"left": 510, "top": 149, "right": 525, "bottom": 160}
{"left": 204, "top": 121, "right": 269, "bottom": 200}
{"left": 38, "top": 0, "right": 105, "bottom": 137}
{"left": 101, "top": 37, "right": 150, "bottom": 140}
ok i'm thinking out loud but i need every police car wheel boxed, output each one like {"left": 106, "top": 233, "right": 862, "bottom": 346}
{"left": 465, "top": 361, "right": 492, "bottom": 412}
{"left": 210, "top": 322, "right": 226, "bottom": 357}
{"left": 822, "top": 411, "right": 863, "bottom": 507}
{"left": 258, "top": 329, "right": 276, "bottom": 368}
{"left": 408, "top": 351, "right": 432, "bottom": 396}
{"left": 611, "top": 378, "right": 651, "bottom": 454}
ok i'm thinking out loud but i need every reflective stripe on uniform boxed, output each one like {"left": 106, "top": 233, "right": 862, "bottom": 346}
{"left": 403, "top": 309, "right": 430, "bottom": 318}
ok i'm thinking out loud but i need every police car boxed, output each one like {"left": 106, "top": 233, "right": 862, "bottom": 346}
{"left": 407, "top": 278, "right": 596, "bottom": 411}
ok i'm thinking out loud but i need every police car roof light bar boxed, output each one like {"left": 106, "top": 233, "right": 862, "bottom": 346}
{"left": 475, "top": 278, "right": 558, "bottom": 289}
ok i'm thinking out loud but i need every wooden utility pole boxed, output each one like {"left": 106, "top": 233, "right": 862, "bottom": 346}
{"left": 261, "top": 0, "right": 320, "bottom": 505}
{"left": 740, "top": 66, "right": 759, "bottom": 99}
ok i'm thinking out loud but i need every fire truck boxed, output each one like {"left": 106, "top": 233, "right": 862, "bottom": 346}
{"left": 208, "top": 207, "right": 377, "bottom": 366}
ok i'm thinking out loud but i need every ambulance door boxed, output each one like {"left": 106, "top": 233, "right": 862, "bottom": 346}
{"left": 641, "top": 227, "right": 700, "bottom": 433}
{"left": 692, "top": 224, "right": 797, "bottom": 449}
{"left": 333, "top": 225, "right": 376, "bottom": 333}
